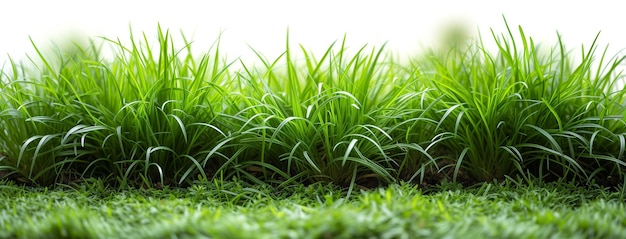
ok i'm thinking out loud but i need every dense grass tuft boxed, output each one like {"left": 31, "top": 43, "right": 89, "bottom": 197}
{"left": 1, "top": 21, "right": 625, "bottom": 188}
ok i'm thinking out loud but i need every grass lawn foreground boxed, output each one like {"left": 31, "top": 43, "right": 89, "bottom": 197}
{"left": 1, "top": 18, "right": 626, "bottom": 238}
{"left": 1, "top": 179, "right": 626, "bottom": 238}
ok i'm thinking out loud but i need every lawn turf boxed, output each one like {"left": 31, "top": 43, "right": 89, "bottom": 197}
{"left": 1, "top": 179, "right": 625, "bottom": 239}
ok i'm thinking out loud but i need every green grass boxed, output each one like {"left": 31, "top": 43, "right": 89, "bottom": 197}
{"left": 1, "top": 19, "right": 625, "bottom": 189}
{"left": 1, "top": 178, "right": 625, "bottom": 238}
{"left": 2, "top": 18, "right": 626, "bottom": 238}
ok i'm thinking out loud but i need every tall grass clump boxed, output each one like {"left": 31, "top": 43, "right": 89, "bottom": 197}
{"left": 79, "top": 29, "right": 240, "bottom": 187}
{"left": 418, "top": 20, "right": 626, "bottom": 183}
{"left": 223, "top": 37, "right": 434, "bottom": 189}
{"left": 1, "top": 27, "right": 239, "bottom": 187}
{"left": 0, "top": 55, "right": 87, "bottom": 185}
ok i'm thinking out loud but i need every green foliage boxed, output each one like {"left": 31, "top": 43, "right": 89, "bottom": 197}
{"left": 229, "top": 38, "right": 409, "bottom": 189}
{"left": 1, "top": 19, "right": 625, "bottom": 188}
{"left": 417, "top": 20, "right": 626, "bottom": 183}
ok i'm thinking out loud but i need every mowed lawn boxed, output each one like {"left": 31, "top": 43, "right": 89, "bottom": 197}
{"left": 1, "top": 179, "right": 625, "bottom": 239}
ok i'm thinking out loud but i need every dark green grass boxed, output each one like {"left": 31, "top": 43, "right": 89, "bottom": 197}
{"left": 1, "top": 179, "right": 625, "bottom": 239}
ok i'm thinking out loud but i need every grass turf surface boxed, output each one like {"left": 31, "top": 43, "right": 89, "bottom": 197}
{"left": 1, "top": 179, "right": 625, "bottom": 239}
{"left": 1, "top": 19, "right": 626, "bottom": 238}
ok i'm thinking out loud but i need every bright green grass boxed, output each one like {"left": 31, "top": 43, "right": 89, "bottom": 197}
{"left": 1, "top": 179, "right": 625, "bottom": 239}
{"left": 1, "top": 19, "right": 625, "bottom": 188}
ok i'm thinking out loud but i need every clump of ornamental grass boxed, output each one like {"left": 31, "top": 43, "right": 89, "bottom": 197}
{"left": 1, "top": 27, "right": 242, "bottom": 187}
{"left": 79, "top": 29, "right": 241, "bottom": 188}
{"left": 225, "top": 37, "right": 433, "bottom": 190}
{"left": 417, "top": 20, "right": 626, "bottom": 183}
{"left": 0, "top": 59, "right": 83, "bottom": 185}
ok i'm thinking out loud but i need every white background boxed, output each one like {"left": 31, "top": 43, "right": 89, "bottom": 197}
{"left": 1, "top": 0, "right": 625, "bottom": 72}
